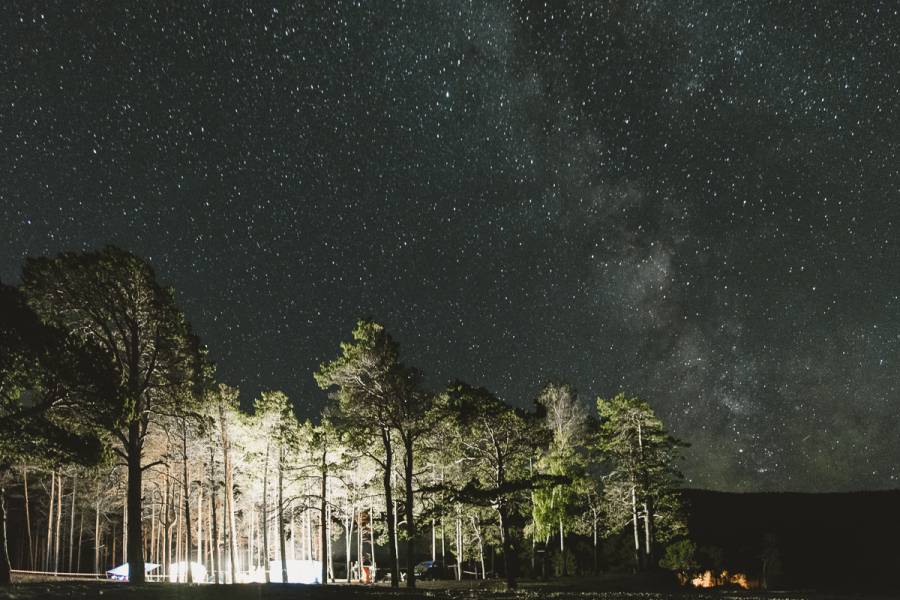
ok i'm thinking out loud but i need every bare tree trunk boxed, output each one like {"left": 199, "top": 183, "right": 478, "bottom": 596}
{"left": 125, "top": 420, "right": 146, "bottom": 584}
{"left": 380, "top": 428, "right": 399, "bottom": 587}
{"left": 643, "top": 498, "right": 654, "bottom": 567}
{"left": 218, "top": 404, "right": 238, "bottom": 584}
{"left": 175, "top": 483, "right": 182, "bottom": 581}
{"left": 163, "top": 467, "right": 170, "bottom": 580}
{"left": 592, "top": 507, "right": 599, "bottom": 575}
{"left": 0, "top": 471, "right": 12, "bottom": 585}
{"left": 278, "top": 445, "right": 287, "bottom": 583}
{"left": 559, "top": 516, "right": 567, "bottom": 576}
{"left": 45, "top": 471, "right": 55, "bottom": 572}
{"left": 94, "top": 480, "right": 101, "bottom": 574}
{"left": 76, "top": 509, "right": 84, "bottom": 573}
{"left": 326, "top": 504, "right": 333, "bottom": 582}
{"left": 631, "top": 484, "right": 641, "bottom": 572}
{"left": 261, "top": 443, "right": 269, "bottom": 583}
{"left": 182, "top": 421, "right": 193, "bottom": 583}
{"left": 68, "top": 475, "right": 77, "bottom": 572}
{"left": 498, "top": 506, "right": 517, "bottom": 589}
{"left": 369, "top": 504, "right": 377, "bottom": 578}
{"left": 209, "top": 475, "right": 219, "bottom": 584}
{"left": 403, "top": 437, "right": 416, "bottom": 588}
{"left": 54, "top": 474, "right": 62, "bottom": 573}
{"left": 22, "top": 466, "right": 32, "bottom": 570}
{"left": 197, "top": 485, "right": 203, "bottom": 568}
{"left": 470, "top": 515, "right": 485, "bottom": 580}
{"left": 320, "top": 445, "right": 328, "bottom": 585}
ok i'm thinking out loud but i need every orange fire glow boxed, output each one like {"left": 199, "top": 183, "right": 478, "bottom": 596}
{"left": 689, "top": 569, "right": 755, "bottom": 590}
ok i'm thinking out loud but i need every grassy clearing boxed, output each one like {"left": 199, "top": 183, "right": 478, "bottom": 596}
{"left": 0, "top": 577, "right": 890, "bottom": 600}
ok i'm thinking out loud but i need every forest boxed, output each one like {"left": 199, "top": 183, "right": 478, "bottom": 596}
{"left": 1, "top": 246, "right": 692, "bottom": 589}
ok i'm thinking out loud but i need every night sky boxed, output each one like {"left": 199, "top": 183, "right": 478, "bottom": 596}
{"left": 2, "top": 2, "right": 898, "bottom": 492}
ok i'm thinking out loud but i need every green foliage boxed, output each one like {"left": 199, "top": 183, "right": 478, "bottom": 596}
{"left": 0, "top": 283, "right": 109, "bottom": 469}
{"left": 660, "top": 538, "right": 699, "bottom": 574}
{"left": 593, "top": 393, "right": 688, "bottom": 567}
{"left": 531, "top": 382, "right": 588, "bottom": 544}
{"left": 20, "top": 246, "right": 202, "bottom": 436}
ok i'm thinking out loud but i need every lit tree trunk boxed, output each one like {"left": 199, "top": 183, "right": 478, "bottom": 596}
{"left": 0, "top": 469, "right": 12, "bottom": 585}
{"left": 125, "top": 420, "right": 146, "bottom": 583}
{"left": 94, "top": 480, "right": 101, "bottom": 574}
{"left": 369, "top": 504, "right": 377, "bottom": 577}
{"left": 498, "top": 505, "right": 516, "bottom": 589}
{"left": 278, "top": 444, "right": 287, "bottom": 583}
{"left": 455, "top": 511, "right": 462, "bottom": 580}
{"left": 175, "top": 483, "right": 182, "bottom": 580}
{"left": 45, "top": 472, "right": 55, "bottom": 572}
{"left": 208, "top": 457, "right": 219, "bottom": 585}
{"left": 344, "top": 506, "right": 353, "bottom": 582}
{"left": 218, "top": 403, "right": 238, "bottom": 583}
{"left": 559, "top": 516, "right": 567, "bottom": 576}
{"left": 320, "top": 444, "right": 328, "bottom": 585}
{"left": 68, "top": 475, "right": 77, "bottom": 572}
{"left": 22, "top": 466, "right": 33, "bottom": 570}
{"left": 76, "top": 509, "right": 84, "bottom": 573}
{"left": 261, "top": 442, "right": 269, "bottom": 583}
{"left": 470, "top": 515, "right": 485, "bottom": 580}
{"left": 163, "top": 467, "right": 170, "bottom": 580}
{"left": 380, "top": 427, "right": 399, "bottom": 587}
{"left": 403, "top": 436, "right": 416, "bottom": 588}
{"left": 54, "top": 474, "right": 62, "bottom": 573}
{"left": 643, "top": 500, "right": 653, "bottom": 567}
{"left": 181, "top": 421, "right": 193, "bottom": 583}
{"left": 196, "top": 485, "right": 203, "bottom": 567}
{"left": 591, "top": 506, "right": 599, "bottom": 575}
{"left": 631, "top": 484, "right": 641, "bottom": 572}
{"left": 326, "top": 504, "right": 334, "bottom": 582}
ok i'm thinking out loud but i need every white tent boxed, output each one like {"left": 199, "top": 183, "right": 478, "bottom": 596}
{"left": 265, "top": 560, "right": 322, "bottom": 584}
{"left": 106, "top": 562, "right": 160, "bottom": 581}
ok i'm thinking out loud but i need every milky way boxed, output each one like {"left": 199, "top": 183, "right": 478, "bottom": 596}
{"left": 2, "top": 2, "right": 898, "bottom": 491}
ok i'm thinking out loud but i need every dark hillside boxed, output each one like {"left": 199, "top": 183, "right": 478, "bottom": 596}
{"left": 683, "top": 489, "right": 900, "bottom": 591}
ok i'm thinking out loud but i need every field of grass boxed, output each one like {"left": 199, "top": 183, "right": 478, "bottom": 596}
{"left": 0, "top": 578, "right": 890, "bottom": 600}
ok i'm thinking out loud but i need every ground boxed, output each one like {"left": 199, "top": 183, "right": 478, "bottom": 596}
{"left": 0, "top": 577, "right": 892, "bottom": 600}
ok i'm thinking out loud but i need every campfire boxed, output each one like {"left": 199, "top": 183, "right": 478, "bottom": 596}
{"left": 688, "top": 570, "right": 756, "bottom": 589}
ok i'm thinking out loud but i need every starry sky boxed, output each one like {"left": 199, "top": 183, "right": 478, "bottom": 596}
{"left": 2, "top": 1, "right": 898, "bottom": 492}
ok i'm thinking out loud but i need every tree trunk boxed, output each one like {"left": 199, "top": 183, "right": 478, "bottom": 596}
{"left": 278, "top": 445, "right": 287, "bottom": 583}
{"left": 209, "top": 466, "right": 219, "bottom": 584}
{"left": 45, "top": 471, "right": 55, "bottom": 572}
{"left": 94, "top": 481, "right": 101, "bottom": 574}
{"left": 218, "top": 403, "right": 238, "bottom": 583}
{"left": 182, "top": 421, "right": 194, "bottom": 583}
{"left": 592, "top": 508, "right": 599, "bottom": 575}
{"left": 380, "top": 428, "right": 399, "bottom": 587}
{"left": 643, "top": 498, "right": 654, "bottom": 568}
{"left": 631, "top": 484, "right": 641, "bottom": 572}
{"left": 403, "top": 438, "right": 416, "bottom": 588}
{"left": 54, "top": 473, "right": 62, "bottom": 573}
{"left": 68, "top": 475, "right": 77, "bottom": 572}
{"left": 126, "top": 423, "right": 146, "bottom": 583}
{"left": 345, "top": 507, "right": 353, "bottom": 582}
{"left": 559, "top": 516, "right": 567, "bottom": 576}
{"left": 76, "top": 508, "right": 84, "bottom": 573}
{"left": 163, "top": 467, "right": 170, "bottom": 580}
{"left": 261, "top": 442, "right": 269, "bottom": 583}
{"left": 498, "top": 505, "right": 517, "bottom": 589}
{"left": 0, "top": 471, "right": 12, "bottom": 585}
{"left": 320, "top": 446, "right": 328, "bottom": 585}
{"left": 196, "top": 485, "right": 203, "bottom": 567}
{"left": 22, "top": 466, "right": 32, "bottom": 570}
